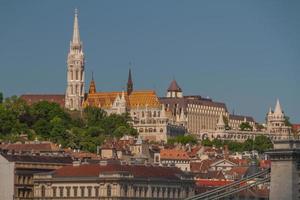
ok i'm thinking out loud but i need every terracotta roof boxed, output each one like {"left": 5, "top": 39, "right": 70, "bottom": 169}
{"left": 160, "top": 149, "right": 190, "bottom": 160}
{"left": 190, "top": 160, "right": 213, "bottom": 172}
{"left": 229, "top": 158, "right": 249, "bottom": 166}
{"left": 188, "top": 146, "right": 202, "bottom": 158}
{"left": 226, "top": 167, "right": 248, "bottom": 179}
{"left": 53, "top": 163, "right": 185, "bottom": 180}
{"left": 196, "top": 170, "right": 225, "bottom": 180}
{"left": 64, "top": 149, "right": 99, "bottom": 159}
{"left": 84, "top": 90, "right": 161, "bottom": 109}
{"left": 0, "top": 143, "right": 60, "bottom": 152}
{"left": 167, "top": 80, "right": 182, "bottom": 92}
{"left": 196, "top": 179, "right": 233, "bottom": 187}
{"left": 259, "top": 160, "right": 271, "bottom": 169}
{"left": 20, "top": 94, "right": 65, "bottom": 107}
{"left": 292, "top": 124, "right": 300, "bottom": 132}
{"left": 1, "top": 153, "right": 73, "bottom": 164}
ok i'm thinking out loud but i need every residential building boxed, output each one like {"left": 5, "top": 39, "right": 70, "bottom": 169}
{"left": 33, "top": 162, "right": 195, "bottom": 199}
{"left": 0, "top": 153, "right": 72, "bottom": 200}
{"left": 156, "top": 148, "right": 191, "bottom": 171}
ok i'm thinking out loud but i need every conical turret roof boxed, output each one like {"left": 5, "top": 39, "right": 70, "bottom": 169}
{"left": 167, "top": 79, "right": 182, "bottom": 92}
{"left": 274, "top": 99, "right": 283, "bottom": 116}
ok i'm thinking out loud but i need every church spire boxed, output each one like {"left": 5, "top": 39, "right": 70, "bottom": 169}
{"left": 72, "top": 8, "right": 81, "bottom": 45}
{"left": 127, "top": 68, "right": 133, "bottom": 95}
{"left": 65, "top": 9, "right": 85, "bottom": 110}
{"left": 274, "top": 99, "right": 283, "bottom": 116}
{"left": 88, "top": 72, "right": 96, "bottom": 94}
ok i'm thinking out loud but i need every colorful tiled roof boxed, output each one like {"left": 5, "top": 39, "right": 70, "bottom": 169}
{"left": 84, "top": 90, "right": 161, "bottom": 109}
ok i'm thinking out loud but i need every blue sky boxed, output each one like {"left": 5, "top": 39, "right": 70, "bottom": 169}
{"left": 0, "top": 1, "right": 299, "bottom": 123}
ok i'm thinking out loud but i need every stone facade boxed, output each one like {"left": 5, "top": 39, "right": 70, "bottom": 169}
{"left": 84, "top": 72, "right": 169, "bottom": 142}
{"left": 160, "top": 80, "right": 226, "bottom": 133}
{"left": 267, "top": 140, "right": 300, "bottom": 200}
{"left": 65, "top": 9, "right": 85, "bottom": 110}
{"left": 33, "top": 162, "right": 195, "bottom": 199}
{"left": 0, "top": 153, "right": 72, "bottom": 200}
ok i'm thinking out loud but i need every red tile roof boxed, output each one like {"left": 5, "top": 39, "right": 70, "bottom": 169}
{"left": 53, "top": 164, "right": 185, "bottom": 180}
{"left": 0, "top": 142, "right": 60, "bottom": 152}
{"left": 160, "top": 149, "right": 190, "bottom": 160}
{"left": 196, "top": 179, "right": 233, "bottom": 187}
{"left": 259, "top": 160, "right": 271, "bottom": 169}
{"left": 20, "top": 94, "right": 65, "bottom": 107}
{"left": 190, "top": 160, "right": 213, "bottom": 173}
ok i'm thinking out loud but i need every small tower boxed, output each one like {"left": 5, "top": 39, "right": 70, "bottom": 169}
{"left": 266, "top": 99, "right": 291, "bottom": 136}
{"left": 127, "top": 69, "right": 133, "bottom": 95}
{"left": 216, "top": 114, "right": 225, "bottom": 131}
{"left": 65, "top": 9, "right": 85, "bottom": 110}
{"left": 166, "top": 79, "right": 183, "bottom": 98}
{"left": 88, "top": 72, "right": 96, "bottom": 94}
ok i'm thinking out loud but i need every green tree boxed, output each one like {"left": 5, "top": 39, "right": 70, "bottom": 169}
{"left": 84, "top": 106, "right": 107, "bottom": 126}
{"left": 253, "top": 135, "right": 273, "bottom": 153}
{"left": 0, "top": 92, "right": 3, "bottom": 104}
{"left": 201, "top": 138, "right": 213, "bottom": 146}
{"left": 239, "top": 122, "right": 253, "bottom": 131}
{"left": 223, "top": 116, "right": 231, "bottom": 130}
{"left": 50, "top": 116, "right": 67, "bottom": 144}
{"left": 284, "top": 116, "right": 292, "bottom": 127}
{"left": 243, "top": 138, "right": 254, "bottom": 151}
{"left": 32, "top": 119, "right": 51, "bottom": 138}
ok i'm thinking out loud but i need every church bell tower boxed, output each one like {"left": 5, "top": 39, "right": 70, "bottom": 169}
{"left": 65, "top": 9, "right": 85, "bottom": 110}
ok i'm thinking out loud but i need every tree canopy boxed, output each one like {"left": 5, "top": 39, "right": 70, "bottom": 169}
{"left": 201, "top": 135, "right": 273, "bottom": 153}
{"left": 0, "top": 96, "right": 137, "bottom": 152}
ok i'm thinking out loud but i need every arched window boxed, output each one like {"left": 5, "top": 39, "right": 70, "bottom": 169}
{"left": 123, "top": 185, "right": 128, "bottom": 197}
{"left": 107, "top": 185, "right": 111, "bottom": 197}
{"left": 76, "top": 70, "right": 79, "bottom": 80}
{"left": 70, "top": 99, "right": 73, "bottom": 108}
{"left": 71, "top": 70, "right": 73, "bottom": 80}
{"left": 41, "top": 185, "right": 45, "bottom": 197}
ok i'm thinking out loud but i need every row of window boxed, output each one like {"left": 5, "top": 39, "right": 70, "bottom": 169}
{"left": 138, "top": 128, "right": 164, "bottom": 133}
{"left": 68, "top": 70, "right": 84, "bottom": 81}
{"left": 40, "top": 185, "right": 190, "bottom": 198}
{"left": 69, "top": 84, "right": 84, "bottom": 95}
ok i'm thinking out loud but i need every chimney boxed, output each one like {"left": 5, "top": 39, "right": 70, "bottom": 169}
{"left": 224, "top": 145, "right": 229, "bottom": 160}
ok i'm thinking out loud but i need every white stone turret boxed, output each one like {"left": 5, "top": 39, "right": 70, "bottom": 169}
{"left": 65, "top": 9, "right": 85, "bottom": 110}
{"left": 266, "top": 99, "right": 291, "bottom": 136}
{"left": 216, "top": 114, "right": 225, "bottom": 131}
